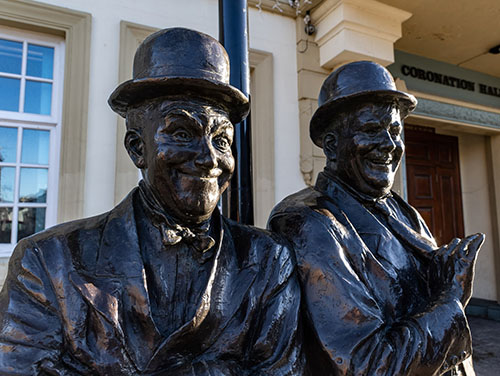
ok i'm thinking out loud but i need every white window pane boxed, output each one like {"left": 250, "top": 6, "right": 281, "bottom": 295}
{"left": 24, "top": 80, "right": 52, "bottom": 115}
{"left": 0, "top": 39, "right": 22, "bottom": 74}
{"left": 0, "top": 167, "right": 15, "bottom": 203}
{"left": 27, "top": 44, "right": 54, "bottom": 79}
{"left": 0, "top": 207, "right": 12, "bottom": 243}
{"left": 0, "top": 127, "right": 18, "bottom": 163}
{"left": 19, "top": 167, "right": 47, "bottom": 203}
{"left": 18, "top": 207, "right": 45, "bottom": 241}
{"left": 22, "top": 129, "right": 50, "bottom": 165}
{"left": 0, "top": 77, "right": 20, "bottom": 112}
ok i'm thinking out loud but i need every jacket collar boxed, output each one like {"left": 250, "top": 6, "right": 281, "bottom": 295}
{"left": 315, "top": 172, "right": 386, "bottom": 236}
{"left": 315, "top": 172, "right": 436, "bottom": 268}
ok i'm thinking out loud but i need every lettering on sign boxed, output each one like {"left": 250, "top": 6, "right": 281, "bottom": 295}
{"left": 401, "top": 65, "right": 500, "bottom": 98}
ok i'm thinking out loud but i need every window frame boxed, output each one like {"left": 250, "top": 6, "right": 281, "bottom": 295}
{"left": 0, "top": 26, "right": 64, "bottom": 256}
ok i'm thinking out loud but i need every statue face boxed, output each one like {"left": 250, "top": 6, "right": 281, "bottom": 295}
{"left": 335, "top": 102, "right": 404, "bottom": 198}
{"left": 139, "top": 100, "right": 234, "bottom": 224}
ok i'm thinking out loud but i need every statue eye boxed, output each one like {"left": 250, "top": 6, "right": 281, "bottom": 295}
{"left": 172, "top": 129, "right": 193, "bottom": 142}
{"left": 365, "top": 127, "right": 379, "bottom": 136}
{"left": 390, "top": 125, "right": 402, "bottom": 137}
{"left": 390, "top": 128, "right": 401, "bottom": 137}
{"left": 213, "top": 135, "right": 231, "bottom": 151}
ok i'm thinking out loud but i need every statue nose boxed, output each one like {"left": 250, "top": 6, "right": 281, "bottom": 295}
{"left": 379, "top": 130, "right": 396, "bottom": 152}
{"left": 195, "top": 139, "right": 218, "bottom": 170}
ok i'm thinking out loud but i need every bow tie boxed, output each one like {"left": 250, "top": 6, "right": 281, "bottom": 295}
{"left": 138, "top": 181, "right": 216, "bottom": 254}
{"left": 158, "top": 222, "right": 215, "bottom": 253}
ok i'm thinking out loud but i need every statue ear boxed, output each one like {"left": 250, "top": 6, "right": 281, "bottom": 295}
{"left": 323, "top": 132, "right": 338, "bottom": 165}
{"left": 125, "top": 129, "right": 146, "bottom": 169}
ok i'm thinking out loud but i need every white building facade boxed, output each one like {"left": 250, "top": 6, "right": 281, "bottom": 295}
{"left": 1, "top": 0, "right": 500, "bottom": 314}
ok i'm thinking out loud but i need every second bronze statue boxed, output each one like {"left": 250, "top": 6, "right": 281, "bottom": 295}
{"left": 269, "top": 61, "right": 483, "bottom": 376}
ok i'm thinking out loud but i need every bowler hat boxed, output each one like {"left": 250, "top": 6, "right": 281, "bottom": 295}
{"left": 108, "top": 27, "right": 249, "bottom": 124}
{"left": 310, "top": 61, "right": 417, "bottom": 147}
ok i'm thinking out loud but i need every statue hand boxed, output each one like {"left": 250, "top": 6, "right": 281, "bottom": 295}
{"left": 436, "top": 234, "right": 484, "bottom": 306}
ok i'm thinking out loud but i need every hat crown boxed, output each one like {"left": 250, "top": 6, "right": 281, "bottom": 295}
{"left": 318, "top": 61, "right": 397, "bottom": 107}
{"left": 108, "top": 27, "right": 249, "bottom": 123}
{"left": 132, "top": 27, "right": 230, "bottom": 84}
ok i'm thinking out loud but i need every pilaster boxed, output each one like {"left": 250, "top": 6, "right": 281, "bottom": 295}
{"left": 312, "top": 0, "right": 412, "bottom": 69}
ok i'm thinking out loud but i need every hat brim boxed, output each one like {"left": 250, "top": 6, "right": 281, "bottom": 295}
{"left": 108, "top": 76, "right": 250, "bottom": 124}
{"left": 310, "top": 90, "right": 417, "bottom": 147}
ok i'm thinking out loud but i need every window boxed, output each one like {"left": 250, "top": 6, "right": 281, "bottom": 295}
{"left": 0, "top": 26, "right": 64, "bottom": 256}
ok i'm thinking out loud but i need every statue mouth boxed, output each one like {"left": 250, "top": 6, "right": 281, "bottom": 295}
{"left": 368, "top": 158, "right": 393, "bottom": 166}
{"left": 177, "top": 170, "right": 222, "bottom": 180}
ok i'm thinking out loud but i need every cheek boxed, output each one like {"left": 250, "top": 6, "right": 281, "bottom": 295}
{"left": 350, "top": 136, "right": 374, "bottom": 158}
{"left": 396, "top": 140, "right": 404, "bottom": 155}
{"left": 392, "top": 140, "right": 404, "bottom": 161}
{"left": 154, "top": 142, "right": 191, "bottom": 165}
{"left": 217, "top": 154, "right": 234, "bottom": 193}
{"left": 220, "top": 153, "right": 235, "bottom": 175}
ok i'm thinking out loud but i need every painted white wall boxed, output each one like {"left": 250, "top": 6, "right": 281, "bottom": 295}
{"left": 249, "top": 8, "right": 305, "bottom": 205}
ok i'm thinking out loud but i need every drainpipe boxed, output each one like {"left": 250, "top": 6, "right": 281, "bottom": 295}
{"left": 218, "top": 0, "right": 254, "bottom": 225}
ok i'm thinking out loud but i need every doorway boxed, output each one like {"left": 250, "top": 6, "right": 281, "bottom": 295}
{"left": 404, "top": 125, "right": 465, "bottom": 245}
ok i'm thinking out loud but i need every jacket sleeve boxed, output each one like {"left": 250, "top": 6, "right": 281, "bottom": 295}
{"left": 269, "top": 212, "right": 471, "bottom": 376}
{"left": 0, "top": 238, "right": 68, "bottom": 375}
{"left": 248, "top": 240, "right": 307, "bottom": 376}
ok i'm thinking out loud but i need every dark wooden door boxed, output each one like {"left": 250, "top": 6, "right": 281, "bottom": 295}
{"left": 405, "top": 125, "right": 464, "bottom": 246}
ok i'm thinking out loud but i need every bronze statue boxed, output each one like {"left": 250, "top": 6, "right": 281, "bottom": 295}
{"left": 0, "top": 28, "right": 304, "bottom": 375}
{"left": 268, "top": 61, "right": 484, "bottom": 376}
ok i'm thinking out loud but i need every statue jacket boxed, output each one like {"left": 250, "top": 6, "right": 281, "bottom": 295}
{"left": 268, "top": 173, "right": 473, "bottom": 376}
{"left": 0, "top": 187, "right": 303, "bottom": 376}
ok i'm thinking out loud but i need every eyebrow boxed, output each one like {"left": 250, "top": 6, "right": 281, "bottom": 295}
{"left": 212, "top": 118, "right": 233, "bottom": 133}
{"left": 164, "top": 109, "right": 204, "bottom": 130}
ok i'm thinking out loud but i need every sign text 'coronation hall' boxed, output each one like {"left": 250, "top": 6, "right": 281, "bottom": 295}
{"left": 401, "top": 65, "right": 500, "bottom": 98}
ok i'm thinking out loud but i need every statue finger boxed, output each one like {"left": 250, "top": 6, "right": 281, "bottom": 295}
{"left": 444, "top": 238, "right": 461, "bottom": 258}
{"left": 463, "top": 233, "right": 485, "bottom": 261}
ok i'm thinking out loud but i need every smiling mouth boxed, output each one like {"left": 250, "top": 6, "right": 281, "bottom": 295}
{"left": 369, "top": 158, "right": 393, "bottom": 166}
{"left": 177, "top": 171, "right": 221, "bottom": 180}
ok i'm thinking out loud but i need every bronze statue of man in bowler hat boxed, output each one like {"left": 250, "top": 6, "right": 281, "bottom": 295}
{"left": 0, "top": 28, "right": 304, "bottom": 375}
{"left": 269, "top": 61, "right": 483, "bottom": 376}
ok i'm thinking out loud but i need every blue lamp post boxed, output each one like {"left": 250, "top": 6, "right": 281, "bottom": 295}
{"left": 219, "top": 0, "right": 254, "bottom": 225}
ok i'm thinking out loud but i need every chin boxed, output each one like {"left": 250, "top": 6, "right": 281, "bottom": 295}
{"left": 370, "top": 180, "right": 393, "bottom": 197}
{"left": 171, "top": 193, "right": 219, "bottom": 222}
{"left": 357, "top": 173, "right": 393, "bottom": 197}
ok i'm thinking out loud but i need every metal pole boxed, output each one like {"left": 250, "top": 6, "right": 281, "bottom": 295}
{"left": 218, "top": 0, "right": 254, "bottom": 225}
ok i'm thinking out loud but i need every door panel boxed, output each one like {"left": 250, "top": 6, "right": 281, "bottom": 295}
{"left": 437, "top": 167, "right": 464, "bottom": 243}
{"left": 406, "top": 163, "right": 441, "bottom": 240}
{"left": 405, "top": 126, "right": 464, "bottom": 246}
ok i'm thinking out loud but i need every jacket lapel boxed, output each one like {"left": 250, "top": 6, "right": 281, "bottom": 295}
{"left": 71, "top": 189, "right": 162, "bottom": 372}
{"left": 144, "top": 210, "right": 224, "bottom": 371}
{"left": 145, "top": 213, "right": 259, "bottom": 372}
{"left": 316, "top": 178, "right": 402, "bottom": 303}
